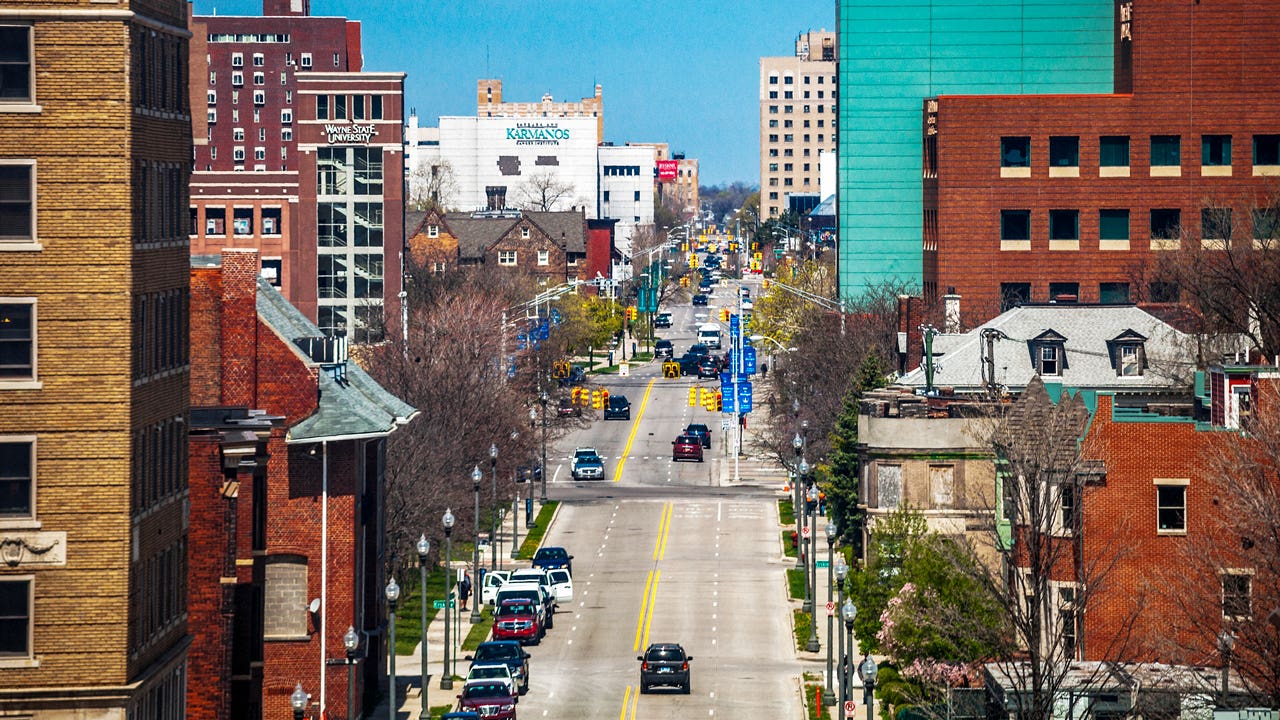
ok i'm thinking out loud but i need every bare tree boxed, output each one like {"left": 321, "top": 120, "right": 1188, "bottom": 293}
{"left": 515, "top": 171, "right": 577, "bottom": 212}
{"left": 409, "top": 158, "right": 459, "bottom": 212}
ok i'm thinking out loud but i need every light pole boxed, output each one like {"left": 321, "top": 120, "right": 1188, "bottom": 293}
{"left": 801, "top": 467, "right": 814, "bottom": 613}
{"left": 842, "top": 600, "right": 856, "bottom": 712}
{"left": 440, "top": 509, "right": 454, "bottom": 690}
{"left": 416, "top": 534, "right": 430, "bottom": 719}
{"left": 539, "top": 390, "right": 549, "bottom": 503}
{"left": 805, "top": 488, "right": 821, "bottom": 653}
{"left": 470, "top": 465, "right": 483, "bottom": 623}
{"left": 384, "top": 577, "right": 400, "bottom": 720}
{"left": 510, "top": 490, "right": 521, "bottom": 557}
{"left": 825, "top": 521, "right": 837, "bottom": 694}
{"left": 342, "top": 626, "right": 359, "bottom": 720}
{"left": 291, "top": 682, "right": 309, "bottom": 720}
{"left": 489, "top": 443, "right": 499, "bottom": 572}
{"left": 792, "top": 431, "right": 805, "bottom": 571}
{"left": 834, "top": 556, "right": 850, "bottom": 712}
{"left": 1218, "top": 630, "right": 1235, "bottom": 707}
{"left": 859, "top": 655, "right": 879, "bottom": 720}
{"left": 526, "top": 406, "right": 536, "bottom": 530}
{"left": 496, "top": 508, "right": 506, "bottom": 567}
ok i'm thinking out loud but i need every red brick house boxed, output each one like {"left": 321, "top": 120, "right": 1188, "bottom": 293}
{"left": 187, "top": 249, "right": 416, "bottom": 720}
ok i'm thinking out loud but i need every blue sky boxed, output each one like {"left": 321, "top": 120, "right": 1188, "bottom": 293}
{"left": 192, "top": 0, "right": 835, "bottom": 186}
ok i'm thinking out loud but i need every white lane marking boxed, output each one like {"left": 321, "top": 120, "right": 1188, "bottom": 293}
{"left": 572, "top": 626, "right": 577, "bottom": 631}
{"left": 717, "top": 501, "right": 722, "bottom": 522}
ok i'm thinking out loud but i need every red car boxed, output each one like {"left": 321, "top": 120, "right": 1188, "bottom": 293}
{"left": 492, "top": 599, "right": 543, "bottom": 645}
{"left": 672, "top": 434, "right": 704, "bottom": 462}
{"left": 456, "top": 680, "right": 518, "bottom": 720}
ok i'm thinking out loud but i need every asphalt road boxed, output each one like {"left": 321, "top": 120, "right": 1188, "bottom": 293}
{"left": 509, "top": 274, "right": 803, "bottom": 719}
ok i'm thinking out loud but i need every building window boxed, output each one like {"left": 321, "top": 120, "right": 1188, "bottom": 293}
{"left": 231, "top": 71, "right": 243, "bottom": 87}
{"left": 877, "top": 465, "right": 901, "bottom": 509}
{"left": 0, "top": 302, "right": 35, "bottom": 381}
{"left": 371, "top": 95, "right": 382, "bottom": 120}
{"left": 206, "top": 90, "right": 216, "bottom": 105}
{"left": 427, "top": 225, "right": 439, "bottom": 238}
{"left": 1202, "top": 207, "right": 1233, "bottom": 241}
{"left": 0, "top": 163, "right": 34, "bottom": 244}
{"left": 280, "top": 109, "right": 292, "bottom": 124}
{"left": 1151, "top": 135, "right": 1181, "bottom": 167}
{"left": 1253, "top": 135, "right": 1280, "bottom": 166}
{"left": 1202, "top": 134, "right": 1232, "bottom": 166}
{"left": 537, "top": 250, "right": 549, "bottom": 266}
{"left": 1049, "top": 136, "right": 1079, "bottom": 167}
{"left": 253, "top": 90, "right": 265, "bottom": 106}
{"left": 498, "top": 250, "right": 517, "bottom": 266}
{"left": 1000, "top": 283, "right": 1031, "bottom": 311}
{"left": 262, "top": 207, "right": 281, "bottom": 235}
{"left": 1037, "top": 344, "right": 1062, "bottom": 376}
{"left": 1000, "top": 210, "right": 1031, "bottom": 241}
{"left": 768, "top": 75, "right": 778, "bottom": 84}
{"left": 1252, "top": 208, "right": 1278, "bottom": 242}
{"left": 1156, "top": 481, "right": 1187, "bottom": 533}
{"left": 1151, "top": 209, "right": 1181, "bottom": 239}
{"left": 1222, "top": 572, "right": 1252, "bottom": 620}
{"left": 1118, "top": 344, "right": 1142, "bottom": 376}
{"left": 253, "top": 72, "right": 264, "bottom": 86}
{"left": 253, "top": 147, "right": 266, "bottom": 161}
{"left": 333, "top": 52, "right": 340, "bottom": 67}
{"left": 0, "top": 26, "right": 34, "bottom": 105}
{"left": 0, "top": 578, "right": 31, "bottom": 658}
{"left": 0, "top": 439, "right": 34, "bottom": 519}
{"left": 233, "top": 147, "right": 245, "bottom": 162}
{"left": 300, "top": 53, "right": 312, "bottom": 68}
{"left": 1099, "top": 136, "right": 1130, "bottom": 167}
{"left": 207, "top": 109, "right": 216, "bottom": 124}
{"left": 281, "top": 128, "right": 292, "bottom": 142}
{"left": 231, "top": 52, "right": 243, "bottom": 67}
{"left": 1001, "top": 137, "right": 1030, "bottom": 167}
{"left": 317, "top": 95, "right": 328, "bottom": 120}
{"left": 233, "top": 207, "right": 253, "bottom": 235}
{"left": 1049, "top": 210, "right": 1079, "bottom": 240}
{"left": 1099, "top": 282, "right": 1130, "bottom": 304}
{"left": 252, "top": 53, "right": 264, "bottom": 66}
{"left": 1099, "top": 209, "right": 1130, "bottom": 241}
{"left": 783, "top": 75, "right": 793, "bottom": 84}
{"left": 929, "top": 465, "right": 954, "bottom": 508}
{"left": 1048, "top": 283, "right": 1079, "bottom": 303}
{"left": 521, "top": 227, "right": 530, "bottom": 239}
{"left": 232, "top": 128, "right": 244, "bottom": 141}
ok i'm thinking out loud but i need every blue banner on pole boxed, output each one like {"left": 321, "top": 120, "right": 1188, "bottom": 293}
{"left": 729, "top": 314, "right": 740, "bottom": 334}
{"left": 516, "top": 333, "right": 528, "bottom": 351}
{"left": 738, "top": 381, "right": 753, "bottom": 413}
{"left": 720, "top": 382, "right": 736, "bottom": 413}
{"left": 744, "top": 346, "right": 757, "bottom": 374}
{"left": 537, "top": 318, "right": 550, "bottom": 340}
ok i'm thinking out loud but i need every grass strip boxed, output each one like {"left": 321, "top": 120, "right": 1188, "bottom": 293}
{"left": 516, "top": 501, "right": 559, "bottom": 559}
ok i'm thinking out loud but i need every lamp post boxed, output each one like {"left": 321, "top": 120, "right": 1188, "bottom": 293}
{"left": 539, "top": 390, "right": 549, "bottom": 503}
{"left": 510, "top": 491, "right": 521, "bottom": 558}
{"left": 859, "top": 655, "right": 879, "bottom": 720}
{"left": 496, "top": 508, "right": 506, "bottom": 567}
{"left": 342, "top": 626, "right": 359, "bottom": 720}
{"left": 489, "top": 443, "right": 499, "bottom": 572}
{"left": 291, "top": 682, "right": 309, "bottom": 720}
{"left": 470, "top": 465, "right": 483, "bottom": 623}
{"left": 825, "top": 521, "right": 837, "bottom": 694}
{"left": 801, "top": 474, "right": 814, "bottom": 613}
{"left": 1218, "top": 630, "right": 1235, "bottom": 707}
{"left": 384, "top": 577, "right": 400, "bottom": 720}
{"left": 805, "top": 489, "right": 821, "bottom": 653}
{"left": 792, "top": 432, "right": 805, "bottom": 571}
{"left": 416, "top": 535, "right": 430, "bottom": 719}
{"left": 842, "top": 600, "right": 856, "bottom": 711}
{"left": 526, "top": 407, "right": 537, "bottom": 529}
{"left": 440, "top": 509, "right": 454, "bottom": 690}
{"left": 834, "top": 556, "right": 850, "bottom": 711}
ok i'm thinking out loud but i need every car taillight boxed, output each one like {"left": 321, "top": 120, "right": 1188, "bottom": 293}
{"left": 682, "top": 661, "right": 689, "bottom": 670}
{"left": 641, "top": 662, "right": 648, "bottom": 671}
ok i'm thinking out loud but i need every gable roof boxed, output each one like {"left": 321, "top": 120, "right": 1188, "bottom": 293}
{"left": 899, "top": 304, "right": 1197, "bottom": 394}
{"left": 255, "top": 277, "right": 417, "bottom": 442}
{"left": 405, "top": 210, "right": 428, "bottom": 238}
{"left": 445, "top": 213, "right": 520, "bottom": 261}
{"left": 525, "top": 210, "right": 587, "bottom": 254}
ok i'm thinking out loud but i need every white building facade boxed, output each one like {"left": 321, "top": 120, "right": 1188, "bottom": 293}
{"left": 598, "top": 143, "right": 655, "bottom": 262}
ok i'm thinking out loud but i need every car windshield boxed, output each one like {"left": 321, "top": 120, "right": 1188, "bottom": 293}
{"left": 469, "top": 666, "right": 509, "bottom": 680}
{"left": 574, "top": 449, "right": 598, "bottom": 459}
{"left": 549, "top": 569, "right": 570, "bottom": 583}
{"left": 497, "top": 603, "right": 535, "bottom": 616}
{"left": 537, "top": 548, "right": 567, "bottom": 559}
{"left": 475, "top": 644, "right": 518, "bottom": 661}
{"left": 646, "top": 647, "right": 686, "bottom": 662}
{"left": 462, "top": 682, "right": 510, "bottom": 699}
{"left": 609, "top": 397, "right": 627, "bottom": 407}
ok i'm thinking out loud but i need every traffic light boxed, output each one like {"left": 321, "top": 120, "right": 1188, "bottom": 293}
{"left": 601, "top": 389, "right": 610, "bottom": 406}
{"left": 591, "top": 390, "right": 602, "bottom": 409}
{"left": 714, "top": 390, "right": 723, "bottom": 412}
{"left": 688, "top": 386, "right": 697, "bottom": 406}
{"left": 626, "top": 306, "right": 636, "bottom": 322}
{"left": 552, "top": 360, "right": 569, "bottom": 378}
{"left": 720, "top": 308, "right": 730, "bottom": 322}
{"left": 571, "top": 387, "right": 582, "bottom": 404}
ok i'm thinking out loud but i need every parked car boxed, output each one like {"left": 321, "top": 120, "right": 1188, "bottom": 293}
{"left": 672, "top": 435, "right": 704, "bottom": 463}
{"left": 492, "top": 599, "right": 543, "bottom": 645}
{"left": 604, "top": 394, "right": 631, "bottom": 421}
{"left": 556, "top": 396, "right": 581, "bottom": 418}
{"left": 531, "top": 546, "right": 573, "bottom": 575}
{"left": 691, "top": 293, "right": 709, "bottom": 306}
{"left": 654, "top": 312, "right": 673, "bottom": 328}
{"left": 466, "top": 641, "right": 530, "bottom": 695}
{"left": 684, "top": 423, "right": 711, "bottom": 448}
{"left": 571, "top": 447, "right": 605, "bottom": 480}
{"left": 638, "top": 642, "right": 692, "bottom": 694}
{"left": 696, "top": 356, "right": 720, "bottom": 379}
{"left": 546, "top": 568, "right": 574, "bottom": 604}
{"left": 456, "top": 680, "right": 519, "bottom": 719}
{"left": 504, "top": 570, "right": 557, "bottom": 619}
{"left": 464, "top": 663, "right": 517, "bottom": 696}
{"left": 481, "top": 570, "right": 511, "bottom": 606}
{"left": 655, "top": 339, "right": 674, "bottom": 358}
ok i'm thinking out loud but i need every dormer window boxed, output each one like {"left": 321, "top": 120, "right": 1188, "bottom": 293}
{"left": 1107, "top": 329, "right": 1147, "bottom": 377}
{"left": 1030, "top": 330, "right": 1067, "bottom": 377}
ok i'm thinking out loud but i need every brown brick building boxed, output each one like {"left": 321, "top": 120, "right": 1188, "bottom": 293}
{"left": 188, "top": 249, "right": 414, "bottom": 720}
{"left": 925, "top": 0, "right": 1280, "bottom": 321}
{"left": 0, "top": 2, "right": 193, "bottom": 719}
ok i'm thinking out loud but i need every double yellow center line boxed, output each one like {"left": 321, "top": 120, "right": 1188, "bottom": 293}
{"left": 611, "top": 378, "right": 657, "bottom": 483}
{"left": 621, "top": 501, "right": 674, "bottom": 719}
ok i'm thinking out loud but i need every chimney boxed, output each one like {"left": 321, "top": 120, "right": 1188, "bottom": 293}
{"left": 220, "top": 249, "right": 260, "bottom": 407}
{"left": 944, "top": 290, "right": 961, "bottom": 333}
{"left": 262, "top": 0, "right": 310, "bottom": 16}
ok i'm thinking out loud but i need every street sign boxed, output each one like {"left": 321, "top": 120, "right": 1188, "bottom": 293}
{"left": 619, "top": 363, "right": 629, "bottom": 377}
{"left": 720, "top": 417, "right": 732, "bottom": 430}
{"left": 816, "top": 560, "right": 830, "bottom": 568}
{"left": 801, "top": 525, "right": 811, "bottom": 538}
{"left": 827, "top": 601, "right": 835, "bottom": 616}
{"left": 432, "top": 600, "right": 455, "bottom": 609}
{"left": 729, "top": 314, "right": 740, "bottom": 333}
{"left": 844, "top": 700, "right": 856, "bottom": 718}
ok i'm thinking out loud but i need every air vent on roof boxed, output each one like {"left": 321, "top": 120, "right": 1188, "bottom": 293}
{"left": 294, "top": 335, "right": 348, "bottom": 365}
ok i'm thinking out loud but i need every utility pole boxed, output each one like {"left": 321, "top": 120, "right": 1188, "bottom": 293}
{"left": 921, "top": 324, "right": 940, "bottom": 394}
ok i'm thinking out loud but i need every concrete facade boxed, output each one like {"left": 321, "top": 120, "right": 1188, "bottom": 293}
{"left": 477, "top": 78, "right": 604, "bottom": 145}
{"left": 598, "top": 143, "right": 656, "bottom": 261}
{"left": 760, "top": 30, "right": 837, "bottom": 219}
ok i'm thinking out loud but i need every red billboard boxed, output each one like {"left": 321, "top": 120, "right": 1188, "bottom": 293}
{"left": 657, "top": 159, "right": 679, "bottom": 182}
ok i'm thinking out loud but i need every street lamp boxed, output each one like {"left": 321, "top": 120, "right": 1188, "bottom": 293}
{"left": 470, "top": 465, "right": 483, "bottom": 623}
{"left": 441, "top": 509, "right": 454, "bottom": 690}
{"left": 842, "top": 600, "right": 856, "bottom": 710}
{"left": 526, "top": 406, "right": 537, "bottom": 530}
{"left": 799, "top": 459, "right": 812, "bottom": 611}
{"left": 416, "top": 534, "right": 430, "bottom": 719}
{"left": 290, "top": 682, "right": 309, "bottom": 720}
{"left": 792, "top": 432, "right": 805, "bottom": 571}
{"left": 805, "top": 485, "right": 821, "bottom": 652}
{"left": 1218, "top": 630, "right": 1235, "bottom": 707}
{"left": 539, "top": 390, "right": 549, "bottom": 503}
{"left": 825, "top": 521, "right": 837, "bottom": 694}
{"left": 342, "top": 626, "right": 359, "bottom": 720}
{"left": 489, "top": 443, "right": 499, "bottom": 572}
{"left": 834, "top": 556, "right": 850, "bottom": 711}
{"left": 496, "top": 508, "right": 506, "bottom": 565}
{"left": 859, "top": 655, "right": 879, "bottom": 720}
{"left": 384, "top": 577, "right": 401, "bottom": 720}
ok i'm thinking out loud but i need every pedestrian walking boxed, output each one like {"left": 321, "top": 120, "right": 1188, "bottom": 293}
{"left": 458, "top": 573, "right": 472, "bottom": 611}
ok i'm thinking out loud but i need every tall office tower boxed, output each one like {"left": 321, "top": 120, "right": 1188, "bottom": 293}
{"left": 760, "top": 30, "right": 837, "bottom": 219}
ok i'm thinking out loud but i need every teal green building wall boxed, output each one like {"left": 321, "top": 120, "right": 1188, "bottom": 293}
{"left": 837, "top": 0, "right": 1115, "bottom": 298}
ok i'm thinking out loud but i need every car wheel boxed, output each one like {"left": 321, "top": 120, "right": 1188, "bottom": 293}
{"left": 682, "top": 682, "right": 691, "bottom": 694}
{"left": 698, "top": 456, "right": 704, "bottom": 462}
{"left": 639, "top": 684, "right": 649, "bottom": 694}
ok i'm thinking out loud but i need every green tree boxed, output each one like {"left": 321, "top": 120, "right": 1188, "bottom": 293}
{"left": 821, "top": 353, "right": 889, "bottom": 555}
{"left": 847, "top": 507, "right": 927, "bottom": 653}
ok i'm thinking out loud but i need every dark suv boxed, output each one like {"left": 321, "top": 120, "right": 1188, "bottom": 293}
{"left": 604, "top": 395, "right": 631, "bottom": 420}
{"left": 531, "top": 546, "right": 573, "bottom": 575}
{"left": 492, "top": 599, "right": 543, "bottom": 645}
{"left": 638, "top": 643, "right": 692, "bottom": 693}
{"left": 672, "top": 435, "right": 704, "bottom": 463}
{"left": 684, "top": 423, "right": 711, "bottom": 448}
{"left": 467, "top": 640, "right": 531, "bottom": 694}
{"left": 655, "top": 339, "right": 674, "bottom": 358}
{"left": 696, "top": 356, "right": 720, "bottom": 379}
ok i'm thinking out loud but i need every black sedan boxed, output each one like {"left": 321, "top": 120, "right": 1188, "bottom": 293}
{"left": 691, "top": 293, "right": 709, "bottom": 306}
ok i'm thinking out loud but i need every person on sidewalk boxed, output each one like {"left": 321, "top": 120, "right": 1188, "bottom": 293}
{"left": 458, "top": 573, "right": 472, "bottom": 612}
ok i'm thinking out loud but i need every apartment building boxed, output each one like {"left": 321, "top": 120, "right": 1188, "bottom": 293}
{"left": 760, "top": 30, "right": 836, "bottom": 219}
{"left": 0, "top": 3, "right": 193, "bottom": 719}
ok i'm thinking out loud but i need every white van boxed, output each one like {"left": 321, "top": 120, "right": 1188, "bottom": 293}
{"left": 697, "top": 323, "right": 722, "bottom": 349}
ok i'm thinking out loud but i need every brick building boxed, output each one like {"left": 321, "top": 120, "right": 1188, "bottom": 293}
{"left": 187, "top": 1, "right": 406, "bottom": 343}
{"left": 759, "top": 30, "right": 837, "bottom": 219}
{"left": 0, "top": 3, "right": 193, "bottom": 719}
{"left": 188, "top": 249, "right": 415, "bottom": 720}
{"left": 925, "top": 0, "right": 1280, "bottom": 320}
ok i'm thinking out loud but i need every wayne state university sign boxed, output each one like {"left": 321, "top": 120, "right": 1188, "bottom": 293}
{"left": 325, "top": 123, "right": 378, "bottom": 144}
